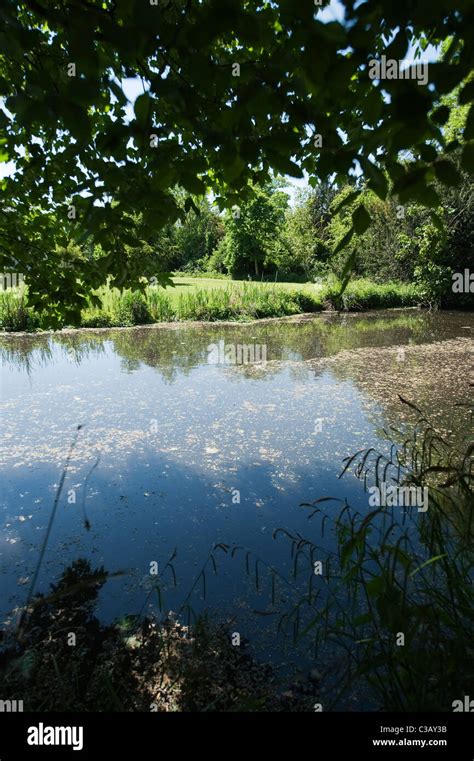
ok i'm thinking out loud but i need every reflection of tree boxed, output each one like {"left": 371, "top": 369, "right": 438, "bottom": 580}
{"left": 2, "top": 559, "right": 311, "bottom": 711}
{"left": 53, "top": 333, "right": 107, "bottom": 362}
{"left": 0, "top": 312, "right": 432, "bottom": 384}
{"left": 0, "top": 333, "right": 106, "bottom": 374}
{"left": 0, "top": 335, "right": 54, "bottom": 375}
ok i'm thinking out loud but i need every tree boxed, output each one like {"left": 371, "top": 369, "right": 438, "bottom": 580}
{"left": 0, "top": 0, "right": 473, "bottom": 323}
{"left": 171, "top": 197, "right": 224, "bottom": 272}
{"left": 213, "top": 180, "right": 288, "bottom": 277}
{"left": 283, "top": 183, "right": 338, "bottom": 280}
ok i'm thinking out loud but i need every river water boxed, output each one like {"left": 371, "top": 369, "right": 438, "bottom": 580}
{"left": 0, "top": 310, "right": 472, "bottom": 690}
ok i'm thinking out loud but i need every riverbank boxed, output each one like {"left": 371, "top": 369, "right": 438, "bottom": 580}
{"left": 0, "top": 278, "right": 422, "bottom": 332}
{"left": 0, "top": 307, "right": 429, "bottom": 337}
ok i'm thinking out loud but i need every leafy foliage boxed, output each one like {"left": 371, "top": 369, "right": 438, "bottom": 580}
{"left": 209, "top": 180, "right": 288, "bottom": 277}
{"left": 0, "top": 0, "right": 473, "bottom": 322}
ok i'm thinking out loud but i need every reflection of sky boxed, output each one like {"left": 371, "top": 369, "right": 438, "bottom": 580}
{"left": 0, "top": 328, "right": 378, "bottom": 630}
{"left": 0, "top": 313, "right": 470, "bottom": 697}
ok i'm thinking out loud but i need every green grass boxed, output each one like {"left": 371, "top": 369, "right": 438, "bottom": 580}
{"left": 77, "top": 281, "right": 323, "bottom": 327}
{"left": 0, "top": 287, "right": 41, "bottom": 331}
{"left": 0, "top": 277, "right": 423, "bottom": 331}
{"left": 324, "top": 278, "right": 421, "bottom": 310}
{"left": 167, "top": 275, "right": 322, "bottom": 299}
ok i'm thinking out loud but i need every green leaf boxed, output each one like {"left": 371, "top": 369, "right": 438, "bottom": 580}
{"left": 266, "top": 150, "right": 304, "bottom": 178}
{"left": 366, "top": 575, "right": 385, "bottom": 599}
{"left": 333, "top": 226, "right": 354, "bottom": 255}
{"left": 62, "top": 103, "right": 91, "bottom": 143}
{"left": 361, "top": 88, "right": 383, "bottom": 124}
{"left": 353, "top": 612, "right": 373, "bottom": 627}
{"left": 417, "top": 185, "right": 441, "bottom": 208}
{"left": 461, "top": 142, "right": 474, "bottom": 172}
{"left": 464, "top": 104, "right": 474, "bottom": 140}
{"left": 339, "top": 249, "right": 357, "bottom": 292}
{"left": 418, "top": 143, "right": 438, "bottom": 163}
{"left": 184, "top": 197, "right": 199, "bottom": 214}
{"left": 393, "top": 168, "right": 440, "bottom": 206}
{"left": 180, "top": 173, "right": 206, "bottom": 195}
{"left": 340, "top": 535, "right": 358, "bottom": 568}
{"left": 430, "top": 105, "right": 450, "bottom": 125}
{"left": 409, "top": 554, "right": 448, "bottom": 578}
{"left": 352, "top": 204, "right": 371, "bottom": 235}
{"left": 430, "top": 211, "right": 444, "bottom": 233}
{"left": 393, "top": 167, "right": 427, "bottom": 197}
{"left": 459, "top": 80, "right": 474, "bottom": 105}
{"left": 222, "top": 155, "right": 246, "bottom": 183}
{"left": 434, "top": 159, "right": 461, "bottom": 187}
{"left": 134, "top": 93, "right": 152, "bottom": 126}
{"left": 365, "top": 167, "right": 388, "bottom": 201}
{"left": 332, "top": 190, "right": 360, "bottom": 214}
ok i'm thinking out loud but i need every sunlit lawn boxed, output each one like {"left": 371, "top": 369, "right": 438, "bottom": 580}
{"left": 168, "top": 275, "right": 322, "bottom": 302}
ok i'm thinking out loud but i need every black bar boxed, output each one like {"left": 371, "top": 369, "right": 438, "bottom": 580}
{"left": 0, "top": 712, "right": 472, "bottom": 759}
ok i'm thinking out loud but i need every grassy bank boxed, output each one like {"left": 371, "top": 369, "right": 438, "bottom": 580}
{"left": 0, "top": 277, "right": 422, "bottom": 331}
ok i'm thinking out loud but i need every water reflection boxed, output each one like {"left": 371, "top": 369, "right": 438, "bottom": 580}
{"left": 0, "top": 310, "right": 472, "bottom": 680}
{"left": 1, "top": 310, "right": 471, "bottom": 380}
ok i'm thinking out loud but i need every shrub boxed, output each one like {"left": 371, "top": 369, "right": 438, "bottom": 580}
{"left": 414, "top": 262, "right": 454, "bottom": 307}
{"left": 115, "top": 292, "right": 152, "bottom": 326}
{"left": 321, "top": 278, "right": 421, "bottom": 311}
{"left": 81, "top": 312, "right": 115, "bottom": 328}
{"left": 293, "top": 291, "right": 323, "bottom": 312}
{"left": 146, "top": 288, "right": 176, "bottom": 322}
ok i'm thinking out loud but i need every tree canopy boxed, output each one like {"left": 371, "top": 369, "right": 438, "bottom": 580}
{"left": 0, "top": 0, "right": 473, "bottom": 322}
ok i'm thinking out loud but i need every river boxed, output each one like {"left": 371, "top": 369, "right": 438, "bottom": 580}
{"left": 0, "top": 309, "right": 472, "bottom": 692}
